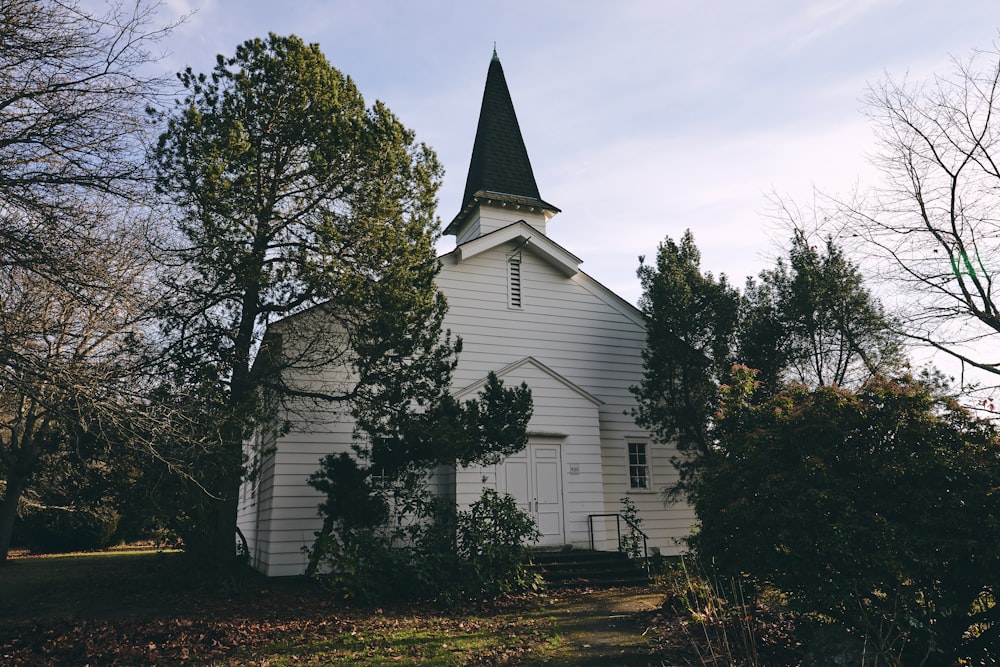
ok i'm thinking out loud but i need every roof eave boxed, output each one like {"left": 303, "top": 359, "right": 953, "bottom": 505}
{"left": 455, "top": 219, "right": 580, "bottom": 276}
{"left": 444, "top": 191, "right": 561, "bottom": 236}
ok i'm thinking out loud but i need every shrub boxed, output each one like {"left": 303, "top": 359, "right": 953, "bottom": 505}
{"left": 691, "top": 370, "right": 1000, "bottom": 664}
{"left": 16, "top": 504, "right": 120, "bottom": 553}
{"left": 307, "top": 487, "right": 540, "bottom": 604}
{"left": 619, "top": 496, "right": 643, "bottom": 559}
{"left": 454, "top": 489, "right": 541, "bottom": 598}
{"left": 308, "top": 527, "right": 415, "bottom": 603}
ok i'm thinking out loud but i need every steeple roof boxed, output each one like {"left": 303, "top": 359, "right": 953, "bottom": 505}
{"left": 445, "top": 50, "right": 559, "bottom": 235}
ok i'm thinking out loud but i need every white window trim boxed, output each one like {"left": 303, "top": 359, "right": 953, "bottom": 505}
{"left": 626, "top": 439, "right": 655, "bottom": 493}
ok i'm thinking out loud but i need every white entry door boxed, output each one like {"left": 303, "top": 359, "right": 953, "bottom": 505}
{"left": 502, "top": 442, "right": 564, "bottom": 546}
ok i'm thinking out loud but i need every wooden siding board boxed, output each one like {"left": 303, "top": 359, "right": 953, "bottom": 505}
{"left": 240, "top": 230, "right": 693, "bottom": 576}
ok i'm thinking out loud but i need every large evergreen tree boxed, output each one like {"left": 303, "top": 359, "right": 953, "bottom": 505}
{"left": 743, "top": 231, "right": 904, "bottom": 389}
{"left": 152, "top": 34, "right": 461, "bottom": 566}
{"left": 631, "top": 231, "right": 739, "bottom": 495}
{"left": 632, "top": 229, "right": 902, "bottom": 502}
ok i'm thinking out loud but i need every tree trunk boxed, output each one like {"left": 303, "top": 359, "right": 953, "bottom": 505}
{"left": 205, "top": 406, "right": 251, "bottom": 571}
{"left": 205, "top": 277, "right": 260, "bottom": 572}
{"left": 0, "top": 476, "right": 28, "bottom": 561}
{"left": 210, "top": 463, "right": 242, "bottom": 570}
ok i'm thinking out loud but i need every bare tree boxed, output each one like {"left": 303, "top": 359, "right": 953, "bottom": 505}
{"left": 0, "top": 206, "right": 155, "bottom": 559}
{"left": 0, "top": 0, "right": 173, "bottom": 558}
{"left": 0, "top": 0, "right": 170, "bottom": 275}
{"left": 842, "top": 45, "right": 1000, "bottom": 386}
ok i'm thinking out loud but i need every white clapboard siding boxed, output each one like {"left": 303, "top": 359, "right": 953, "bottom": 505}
{"left": 437, "top": 233, "right": 691, "bottom": 555}
{"left": 453, "top": 356, "right": 604, "bottom": 549}
{"left": 236, "top": 310, "right": 364, "bottom": 576}
{"left": 239, "top": 220, "right": 693, "bottom": 576}
{"left": 457, "top": 206, "right": 548, "bottom": 244}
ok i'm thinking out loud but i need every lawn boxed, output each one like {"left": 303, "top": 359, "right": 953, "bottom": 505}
{"left": 0, "top": 548, "right": 556, "bottom": 665}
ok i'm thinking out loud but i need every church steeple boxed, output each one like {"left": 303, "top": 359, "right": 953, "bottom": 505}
{"left": 445, "top": 50, "right": 559, "bottom": 240}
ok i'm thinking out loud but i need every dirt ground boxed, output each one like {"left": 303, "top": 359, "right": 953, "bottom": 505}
{"left": 0, "top": 550, "right": 671, "bottom": 665}
{"left": 527, "top": 586, "right": 664, "bottom": 666}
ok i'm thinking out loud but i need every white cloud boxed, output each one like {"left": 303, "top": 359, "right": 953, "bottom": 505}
{"left": 79, "top": 0, "right": 1000, "bottom": 306}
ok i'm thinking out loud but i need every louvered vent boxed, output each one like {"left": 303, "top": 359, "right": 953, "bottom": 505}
{"left": 508, "top": 253, "right": 523, "bottom": 309}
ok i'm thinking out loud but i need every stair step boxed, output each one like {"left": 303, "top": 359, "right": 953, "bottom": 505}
{"left": 530, "top": 549, "right": 649, "bottom": 588}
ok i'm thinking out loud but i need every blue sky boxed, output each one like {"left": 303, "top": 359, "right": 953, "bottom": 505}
{"left": 147, "top": 0, "right": 999, "bottom": 304}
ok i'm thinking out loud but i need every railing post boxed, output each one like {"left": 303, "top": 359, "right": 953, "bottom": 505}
{"left": 587, "top": 513, "right": 650, "bottom": 574}
{"left": 643, "top": 534, "right": 650, "bottom": 577}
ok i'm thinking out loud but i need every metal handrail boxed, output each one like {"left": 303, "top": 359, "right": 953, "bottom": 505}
{"left": 587, "top": 512, "right": 651, "bottom": 577}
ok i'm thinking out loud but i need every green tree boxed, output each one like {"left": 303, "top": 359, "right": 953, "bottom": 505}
{"left": 697, "top": 368, "right": 1000, "bottom": 665}
{"left": 13, "top": 430, "right": 126, "bottom": 553}
{"left": 308, "top": 372, "right": 533, "bottom": 544}
{"left": 152, "top": 34, "right": 460, "bottom": 566}
{"left": 306, "top": 373, "right": 535, "bottom": 601}
{"left": 631, "top": 231, "right": 740, "bottom": 484}
{"left": 743, "top": 231, "right": 904, "bottom": 389}
{"left": 632, "top": 229, "right": 900, "bottom": 502}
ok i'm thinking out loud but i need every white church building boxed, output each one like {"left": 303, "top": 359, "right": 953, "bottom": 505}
{"left": 238, "top": 52, "right": 694, "bottom": 577}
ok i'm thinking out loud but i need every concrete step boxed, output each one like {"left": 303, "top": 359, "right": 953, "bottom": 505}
{"left": 531, "top": 548, "right": 649, "bottom": 588}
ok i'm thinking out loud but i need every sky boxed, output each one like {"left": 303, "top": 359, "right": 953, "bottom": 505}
{"left": 141, "top": 0, "right": 1000, "bottom": 305}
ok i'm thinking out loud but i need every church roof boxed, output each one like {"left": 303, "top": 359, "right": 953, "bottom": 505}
{"left": 445, "top": 50, "right": 559, "bottom": 235}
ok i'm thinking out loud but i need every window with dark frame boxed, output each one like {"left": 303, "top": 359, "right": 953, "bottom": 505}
{"left": 370, "top": 467, "right": 395, "bottom": 490}
{"left": 628, "top": 441, "right": 649, "bottom": 490}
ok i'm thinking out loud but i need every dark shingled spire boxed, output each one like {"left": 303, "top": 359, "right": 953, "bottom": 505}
{"left": 447, "top": 50, "right": 558, "bottom": 234}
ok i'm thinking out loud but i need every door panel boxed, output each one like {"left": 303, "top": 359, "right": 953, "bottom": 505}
{"left": 501, "top": 443, "right": 564, "bottom": 545}
{"left": 504, "top": 456, "right": 531, "bottom": 515}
